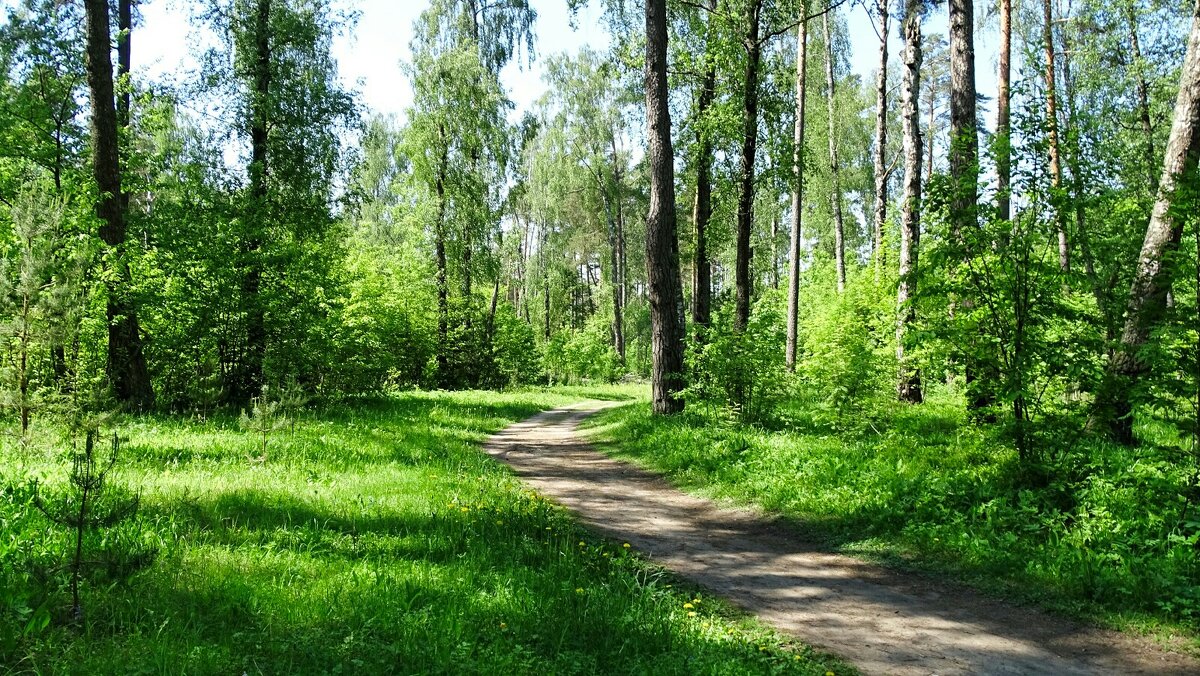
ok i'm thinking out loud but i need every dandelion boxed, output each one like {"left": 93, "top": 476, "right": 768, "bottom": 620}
{"left": 500, "top": 622, "right": 507, "bottom": 630}
{"left": 683, "top": 603, "right": 694, "bottom": 609}
{"left": 578, "top": 541, "right": 586, "bottom": 547}
{"left": 825, "top": 672, "right": 835, "bottom": 676}
{"left": 687, "top": 611, "right": 697, "bottom": 618}
{"left": 622, "top": 543, "right": 631, "bottom": 548}
{"left": 575, "top": 587, "right": 584, "bottom": 594}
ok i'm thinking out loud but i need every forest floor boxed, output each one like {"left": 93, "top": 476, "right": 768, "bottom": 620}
{"left": 1, "top": 387, "right": 846, "bottom": 674}
{"left": 485, "top": 400, "right": 1200, "bottom": 676}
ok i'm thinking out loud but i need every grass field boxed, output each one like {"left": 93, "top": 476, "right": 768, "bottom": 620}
{"left": 582, "top": 388, "right": 1200, "bottom": 647}
{"left": 1, "top": 386, "right": 849, "bottom": 675}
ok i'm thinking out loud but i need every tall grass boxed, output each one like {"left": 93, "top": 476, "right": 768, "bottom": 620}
{"left": 583, "top": 386, "right": 1200, "bottom": 644}
{"left": 1, "top": 386, "right": 847, "bottom": 674}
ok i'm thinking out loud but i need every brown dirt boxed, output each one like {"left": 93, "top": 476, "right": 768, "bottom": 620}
{"left": 482, "top": 401, "right": 1200, "bottom": 676}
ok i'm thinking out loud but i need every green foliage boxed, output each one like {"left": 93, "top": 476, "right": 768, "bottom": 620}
{"left": 796, "top": 264, "right": 894, "bottom": 431}
{"left": 0, "top": 388, "right": 847, "bottom": 675}
{"left": 686, "top": 293, "right": 790, "bottom": 424}
{"left": 544, "top": 312, "right": 621, "bottom": 385}
{"left": 587, "top": 393, "right": 1200, "bottom": 638}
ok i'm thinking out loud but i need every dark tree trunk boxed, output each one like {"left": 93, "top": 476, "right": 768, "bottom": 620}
{"left": 897, "top": 0, "right": 923, "bottom": 403}
{"left": 83, "top": 0, "right": 153, "bottom": 409}
{"left": 692, "top": 4, "right": 717, "bottom": 329}
{"left": 644, "top": 0, "right": 686, "bottom": 414}
{"left": 871, "top": 0, "right": 889, "bottom": 281}
{"left": 734, "top": 0, "right": 763, "bottom": 332}
{"left": 226, "top": 0, "right": 271, "bottom": 404}
{"left": 786, "top": 14, "right": 808, "bottom": 371}
{"left": 997, "top": 0, "right": 1012, "bottom": 221}
{"left": 823, "top": 10, "right": 846, "bottom": 293}
{"left": 949, "top": 0, "right": 989, "bottom": 414}
{"left": 1097, "top": 0, "right": 1200, "bottom": 443}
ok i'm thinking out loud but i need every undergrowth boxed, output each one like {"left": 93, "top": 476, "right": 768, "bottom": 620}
{"left": 0, "top": 385, "right": 849, "bottom": 674}
{"left": 582, "top": 384, "right": 1200, "bottom": 647}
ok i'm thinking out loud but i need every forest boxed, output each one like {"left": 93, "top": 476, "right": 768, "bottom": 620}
{"left": 1, "top": 0, "right": 1200, "bottom": 672}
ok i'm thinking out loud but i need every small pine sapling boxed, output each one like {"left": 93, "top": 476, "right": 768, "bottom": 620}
{"left": 33, "top": 430, "right": 151, "bottom": 624}
{"left": 240, "top": 393, "right": 286, "bottom": 462}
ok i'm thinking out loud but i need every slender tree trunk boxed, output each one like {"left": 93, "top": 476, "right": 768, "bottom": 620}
{"left": 435, "top": 128, "right": 450, "bottom": 383}
{"left": 823, "top": 10, "right": 846, "bottom": 293}
{"left": 735, "top": 1, "right": 763, "bottom": 332}
{"left": 83, "top": 0, "right": 153, "bottom": 409}
{"left": 611, "top": 140, "right": 626, "bottom": 361}
{"left": 786, "top": 15, "right": 809, "bottom": 371}
{"left": 1060, "top": 11, "right": 1110, "bottom": 334}
{"left": 1097, "top": 0, "right": 1200, "bottom": 443}
{"left": 926, "top": 87, "right": 936, "bottom": 186}
{"left": 871, "top": 0, "right": 889, "bottom": 281}
{"left": 1129, "top": 9, "right": 1158, "bottom": 194}
{"left": 898, "top": 0, "right": 924, "bottom": 403}
{"left": 692, "top": 0, "right": 717, "bottom": 329}
{"left": 645, "top": 0, "right": 686, "bottom": 414}
{"left": 1043, "top": 0, "right": 1069, "bottom": 272}
{"left": 997, "top": 0, "right": 1012, "bottom": 221}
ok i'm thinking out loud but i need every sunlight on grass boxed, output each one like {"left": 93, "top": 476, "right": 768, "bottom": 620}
{"left": 1, "top": 385, "right": 848, "bottom": 674}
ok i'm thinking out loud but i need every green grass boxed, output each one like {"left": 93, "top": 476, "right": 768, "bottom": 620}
{"left": 582, "top": 388, "right": 1200, "bottom": 649}
{"left": 1, "top": 385, "right": 849, "bottom": 675}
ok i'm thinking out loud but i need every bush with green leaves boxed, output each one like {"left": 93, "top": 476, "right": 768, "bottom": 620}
{"left": 796, "top": 267, "right": 894, "bottom": 431}
{"left": 543, "top": 312, "right": 621, "bottom": 385}
{"left": 685, "top": 293, "right": 790, "bottom": 424}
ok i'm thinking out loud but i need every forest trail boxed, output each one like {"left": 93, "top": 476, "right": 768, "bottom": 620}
{"left": 483, "top": 401, "right": 1200, "bottom": 676}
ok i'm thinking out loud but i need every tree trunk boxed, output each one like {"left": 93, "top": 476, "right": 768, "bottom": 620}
{"left": 897, "top": 0, "right": 923, "bottom": 403}
{"left": 823, "top": 10, "right": 846, "bottom": 293}
{"left": 786, "top": 14, "right": 809, "bottom": 371}
{"left": 1043, "top": 0, "right": 1069, "bottom": 272}
{"left": 644, "top": 0, "right": 687, "bottom": 414}
{"left": 1129, "top": 9, "right": 1158, "bottom": 194}
{"left": 692, "top": 0, "right": 717, "bottom": 329}
{"left": 227, "top": 0, "right": 271, "bottom": 403}
{"left": 1097, "top": 0, "right": 1200, "bottom": 444}
{"left": 83, "top": 0, "right": 153, "bottom": 409}
{"left": 949, "top": 0, "right": 988, "bottom": 414}
{"left": 611, "top": 140, "right": 626, "bottom": 361}
{"left": 735, "top": 1, "right": 763, "bottom": 332}
{"left": 435, "top": 127, "right": 450, "bottom": 383}
{"left": 871, "top": 0, "right": 889, "bottom": 281}
{"left": 997, "top": 0, "right": 1012, "bottom": 221}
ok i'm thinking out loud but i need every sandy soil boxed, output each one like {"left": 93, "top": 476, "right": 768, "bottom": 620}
{"left": 482, "top": 401, "right": 1200, "bottom": 676}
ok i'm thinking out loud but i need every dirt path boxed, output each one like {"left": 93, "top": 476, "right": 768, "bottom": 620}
{"left": 482, "top": 402, "right": 1200, "bottom": 676}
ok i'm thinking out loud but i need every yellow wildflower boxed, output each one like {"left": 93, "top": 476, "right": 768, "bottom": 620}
{"left": 575, "top": 587, "right": 584, "bottom": 594}
{"left": 683, "top": 603, "right": 694, "bottom": 609}
{"left": 687, "top": 611, "right": 697, "bottom": 618}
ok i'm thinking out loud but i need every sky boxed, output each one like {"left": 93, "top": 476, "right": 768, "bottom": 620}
{"left": 0, "top": 0, "right": 1001, "bottom": 131}
{"left": 126, "top": 0, "right": 999, "bottom": 129}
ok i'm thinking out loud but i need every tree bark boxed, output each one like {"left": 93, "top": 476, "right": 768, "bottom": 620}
{"left": 83, "top": 0, "right": 153, "bottom": 409}
{"left": 435, "top": 126, "right": 450, "bottom": 383}
{"left": 692, "top": 0, "right": 717, "bottom": 329}
{"left": 1043, "top": 0, "right": 1069, "bottom": 272}
{"left": 897, "top": 0, "right": 923, "bottom": 403}
{"left": 949, "top": 0, "right": 988, "bottom": 414}
{"left": 997, "top": 0, "right": 1012, "bottom": 221}
{"left": 1129, "top": 9, "right": 1158, "bottom": 194}
{"left": 823, "top": 10, "right": 846, "bottom": 293}
{"left": 786, "top": 14, "right": 809, "bottom": 371}
{"left": 645, "top": 0, "right": 686, "bottom": 414}
{"left": 735, "top": 0, "right": 763, "bottom": 332}
{"left": 1097, "top": 0, "right": 1200, "bottom": 444}
{"left": 871, "top": 0, "right": 889, "bottom": 281}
